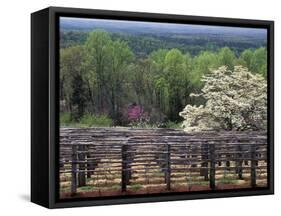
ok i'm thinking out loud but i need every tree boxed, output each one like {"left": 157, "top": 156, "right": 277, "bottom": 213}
{"left": 70, "top": 73, "right": 87, "bottom": 121}
{"left": 60, "top": 27, "right": 267, "bottom": 127}
{"left": 179, "top": 66, "right": 267, "bottom": 132}
{"left": 155, "top": 77, "right": 169, "bottom": 114}
{"left": 107, "top": 39, "right": 134, "bottom": 123}
{"left": 83, "top": 30, "right": 134, "bottom": 123}
{"left": 191, "top": 51, "right": 218, "bottom": 89}
{"left": 250, "top": 47, "right": 267, "bottom": 77}
{"left": 149, "top": 49, "right": 170, "bottom": 118}
{"left": 240, "top": 49, "right": 254, "bottom": 69}
{"left": 217, "top": 47, "right": 236, "bottom": 70}
{"left": 149, "top": 49, "right": 168, "bottom": 72}
{"left": 84, "top": 30, "right": 112, "bottom": 113}
{"left": 164, "top": 49, "right": 187, "bottom": 121}
{"left": 60, "top": 46, "right": 87, "bottom": 120}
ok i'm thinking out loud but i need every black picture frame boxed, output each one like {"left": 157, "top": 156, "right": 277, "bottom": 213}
{"left": 31, "top": 6, "right": 274, "bottom": 209}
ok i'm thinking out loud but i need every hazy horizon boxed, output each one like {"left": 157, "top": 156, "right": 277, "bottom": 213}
{"left": 60, "top": 17, "right": 267, "bottom": 38}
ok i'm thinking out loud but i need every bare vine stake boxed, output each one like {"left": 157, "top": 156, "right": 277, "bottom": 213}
{"left": 251, "top": 144, "right": 257, "bottom": 187}
{"left": 126, "top": 145, "right": 132, "bottom": 185}
{"left": 121, "top": 144, "right": 128, "bottom": 192}
{"left": 209, "top": 143, "right": 216, "bottom": 190}
{"left": 201, "top": 142, "right": 209, "bottom": 180}
{"left": 78, "top": 145, "right": 86, "bottom": 187}
{"left": 165, "top": 144, "right": 171, "bottom": 190}
{"left": 71, "top": 145, "right": 77, "bottom": 195}
{"left": 237, "top": 145, "right": 243, "bottom": 179}
{"left": 86, "top": 145, "right": 94, "bottom": 178}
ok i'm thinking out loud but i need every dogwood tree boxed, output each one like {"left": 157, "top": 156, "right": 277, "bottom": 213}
{"left": 179, "top": 66, "right": 267, "bottom": 132}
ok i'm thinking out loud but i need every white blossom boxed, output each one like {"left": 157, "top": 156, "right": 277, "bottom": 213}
{"left": 179, "top": 66, "right": 267, "bottom": 132}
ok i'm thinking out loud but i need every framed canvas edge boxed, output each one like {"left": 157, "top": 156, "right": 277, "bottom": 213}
{"left": 45, "top": 6, "right": 274, "bottom": 209}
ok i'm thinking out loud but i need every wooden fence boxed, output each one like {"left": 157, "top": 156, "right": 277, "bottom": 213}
{"left": 59, "top": 128, "right": 267, "bottom": 195}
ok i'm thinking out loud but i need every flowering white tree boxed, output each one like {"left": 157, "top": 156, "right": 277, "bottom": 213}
{"left": 179, "top": 66, "right": 267, "bottom": 132}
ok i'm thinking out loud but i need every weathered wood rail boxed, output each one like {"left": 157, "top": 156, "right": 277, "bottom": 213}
{"left": 59, "top": 127, "right": 267, "bottom": 195}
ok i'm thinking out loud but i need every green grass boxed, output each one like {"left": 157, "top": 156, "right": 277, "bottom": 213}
{"left": 78, "top": 185, "right": 97, "bottom": 191}
{"left": 129, "top": 121, "right": 183, "bottom": 129}
{"left": 153, "top": 172, "right": 165, "bottom": 177}
{"left": 186, "top": 176, "right": 209, "bottom": 186}
{"left": 110, "top": 184, "right": 121, "bottom": 190}
{"left": 60, "top": 113, "right": 113, "bottom": 127}
{"left": 189, "top": 181, "right": 209, "bottom": 186}
{"left": 164, "top": 121, "right": 182, "bottom": 129}
{"left": 219, "top": 177, "right": 238, "bottom": 184}
{"left": 129, "top": 184, "right": 143, "bottom": 191}
{"left": 79, "top": 114, "right": 113, "bottom": 127}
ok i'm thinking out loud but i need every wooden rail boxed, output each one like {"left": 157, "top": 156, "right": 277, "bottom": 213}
{"left": 59, "top": 128, "right": 267, "bottom": 195}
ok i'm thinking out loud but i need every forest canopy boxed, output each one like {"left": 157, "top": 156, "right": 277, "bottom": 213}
{"left": 60, "top": 29, "right": 267, "bottom": 130}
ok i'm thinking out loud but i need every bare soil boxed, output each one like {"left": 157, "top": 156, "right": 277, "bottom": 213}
{"left": 60, "top": 183, "right": 264, "bottom": 199}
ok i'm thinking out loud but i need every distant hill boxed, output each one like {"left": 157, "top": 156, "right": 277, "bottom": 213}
{"left": 60, "top": 17, "right": 267, "bottom": 56}
{"left": 60, "top": 17, "right": 267, "bottom": 39}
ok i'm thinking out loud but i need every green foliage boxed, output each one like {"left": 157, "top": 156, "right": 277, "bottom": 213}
{"left": 164, "top": 121, "right": 182, "bottom": 129}
{"left": 217, "top": 47, "right": 236, "bottom": 70}
{"left": 163, "top": 49, "right": 191, "bottom": 121}
{"left": 60, "top": 29, "right": 267, "bottom": 128}
{"left": 79, "top": 114, "right": 113, "bottom": 127}
{"left": 60, "top": 112, "right": 72, "bottom": 125}
{"left": 82, "top": 30, "right": 134, "bottom": 123}
{"left": 164, "top": 49, "right": 185, "bottom": 72}
{"left": 239, "top": 48, "right": 267, "bottom": 76}
{"left": 61, "top": 30, "right": 266, "bottom": 56}
{"left": 60, "top": 46, "right": 87, "bottom": 121}
{"left": 60, "top": 31, "right": 88, "bottom": 48}
{"left": 240, "top": 49, "right": 254, "bottom": 68}
{"left": 191, "top": 51, "right": 218, "bottom": 88}
{"left": 155, "top": 77, "right": 169, "bottom": 113}
{"left": 150, "top": 49, "right": 169, "bottom": 64}
{"left": 250, "top": 47, "right": 267, "bottom": 76}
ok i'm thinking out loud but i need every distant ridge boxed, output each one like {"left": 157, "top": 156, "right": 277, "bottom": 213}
{"left": 60, "top": 17, "right": 267, "bottom": 39}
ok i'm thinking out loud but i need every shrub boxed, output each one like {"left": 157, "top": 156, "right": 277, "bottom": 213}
{"left": 127, "top": 104, "right": 149, "bottom": 123}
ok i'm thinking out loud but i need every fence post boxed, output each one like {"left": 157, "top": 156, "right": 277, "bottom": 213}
{"left": 86, "top": 145, "right": 95, "bottom": 178}
{"left": 191, "top": 146, "right": 197, "bottom": 169}
{"left": 71, "top": 145, "right": 77, "bottom": 195}
{"left": 200, "top": 142, "right": 209, "bottom": 181}
{"left": 87, "top": 153, "right": 98, "bottom": 178}
{"left": 86, "top": 151, "right": 92, "bottom": 178}
{"left": 121, "top": 144, "right": 128, "bottom": 192}
{"left": 78, "top": 145, "right": 86, "bottom": 187}
{"left": 236, "top": 145, "right": 243, "bottom": 179}
{"left": 250, "top": 144, "right": 257, "bottom": 187}
{"left": 160, "top": 144, "right": 167, "bottom": 181}
{"left": 126, "top": 145, "right": 132, "bottom": 185}
{"left": 209, "top": 143, "right": 216, "bottom": 190}
{"left": 165, "top": 144, "right": 171, "bottom": 190}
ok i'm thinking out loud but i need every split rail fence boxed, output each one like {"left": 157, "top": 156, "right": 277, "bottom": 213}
{"left": 59, "top": 128, "right": 267, "bottom": 195}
